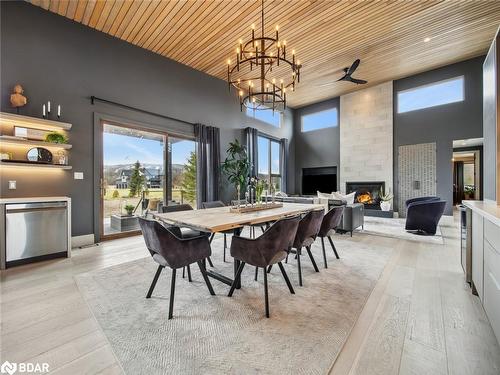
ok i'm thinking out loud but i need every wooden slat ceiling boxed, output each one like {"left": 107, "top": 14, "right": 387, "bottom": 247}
{"left": 29, "top": 0, "right": 500, "bottom": 108}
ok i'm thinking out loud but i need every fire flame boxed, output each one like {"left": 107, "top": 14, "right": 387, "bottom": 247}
{"left": 357, "top": 193, "right": 374, "bottom": 204}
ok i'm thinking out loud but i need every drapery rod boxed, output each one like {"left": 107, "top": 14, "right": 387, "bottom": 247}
{"left": 90, "top": 96, "right": 196, "bottom": 126}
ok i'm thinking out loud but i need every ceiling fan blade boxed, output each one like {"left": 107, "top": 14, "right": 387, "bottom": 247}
{"left": 337, "top": 74, "right": 348, "bottom": 82}
{"left": 347, "top": 59, "right": 360, "bottom": 75}
{"left": 350, "top": 78, "right": 368, "bottom": 84}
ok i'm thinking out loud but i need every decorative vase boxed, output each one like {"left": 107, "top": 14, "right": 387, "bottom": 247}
{"left": 380, "top": 201, "right": 391, "bottom": 211}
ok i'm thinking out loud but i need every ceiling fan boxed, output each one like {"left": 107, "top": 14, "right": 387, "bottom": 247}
{"left": 318, "top": 59, "right": 368, "bottom": 87}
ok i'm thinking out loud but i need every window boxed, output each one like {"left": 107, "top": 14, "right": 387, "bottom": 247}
{"left": 397, "top": 76, "right": 464, "bottom": 113}
{"left": 301, "top": 107, "right": 338, "bottom": 132}
{"left": 246, "top": 107, "right": 281, "bottom": 127}
{"left": 257, "top": 135, "right": 282, "bottom": 191}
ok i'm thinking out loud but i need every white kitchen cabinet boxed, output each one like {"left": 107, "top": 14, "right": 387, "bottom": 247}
{"left": 472, "top": 211, "right": 484, "bottom": 300}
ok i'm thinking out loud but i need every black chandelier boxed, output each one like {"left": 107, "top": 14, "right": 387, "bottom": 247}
{"left": 226, "top": 0, "right": 302, "bottom": 112}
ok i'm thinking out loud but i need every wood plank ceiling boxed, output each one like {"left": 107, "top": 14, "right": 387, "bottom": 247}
{"left": 29, "top": 0, "right": 500, "bottom": 108}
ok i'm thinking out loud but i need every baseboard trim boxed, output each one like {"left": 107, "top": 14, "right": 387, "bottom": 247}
{"left": 72, "top": 234, "right": 95, "bottom": 248}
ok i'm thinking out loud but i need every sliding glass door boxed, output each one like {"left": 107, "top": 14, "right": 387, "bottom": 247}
{"left": 100, "top": 122, "right": 196, "bottom": 240}
{"left": 258, "top": 135, "right": 282, "bottom": 192}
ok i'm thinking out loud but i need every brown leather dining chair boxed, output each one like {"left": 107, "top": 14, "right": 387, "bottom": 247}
{"left": 228, "top": 215, "right": 300, "bottom": 318}
{"left": 138, "top": 217, "right": 215, "bottom": 319}
{"left": 317, "top": 206, "right": 345, "bottom": 268}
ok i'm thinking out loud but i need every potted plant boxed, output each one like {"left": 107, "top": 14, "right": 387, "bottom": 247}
{"left": 464, "top": 185, "right": 475, "bottom": 200}
{"left": 45, "top": 132, "right": 68, "bottom": 144}
{"left": 379, "top": 188, "right": 393, "bottom": 211}
{"left": 124, "top": 204, "right": 135, "bottom": 216}
{"left": 221, "top": 139, "right": 250, "bottom": 201}
{"left": 254, "top": 177, "right": 267, "bottom": 204}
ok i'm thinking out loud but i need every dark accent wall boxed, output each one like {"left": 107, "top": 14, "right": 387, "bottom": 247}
{"left": 293, "top": 97, "right": 340, "bottom": 194}
{"left": 0, "top": 2, "right": 294, "bottom": 237}
{"left": 393, "top": 56, "right": 484, "bottom": 215}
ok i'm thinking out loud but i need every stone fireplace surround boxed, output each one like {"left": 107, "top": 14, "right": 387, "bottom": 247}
{"left": 340, "top": 82, "right": 393, "bottom": 211}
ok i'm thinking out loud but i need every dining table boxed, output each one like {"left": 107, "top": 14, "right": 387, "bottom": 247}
{"left": 153, "top": 202, "right": 325, "bottom": 289}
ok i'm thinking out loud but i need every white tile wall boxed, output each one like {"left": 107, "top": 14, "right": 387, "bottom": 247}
{"left": 340, "top": 82, "right": 393, "bottom": 200}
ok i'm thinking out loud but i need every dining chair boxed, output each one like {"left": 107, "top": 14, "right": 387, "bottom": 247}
{"left": 138, "top": 217, "right": 215, "bottom": 319}
{"left": 162, "top": 203, "right": 214, "bottom": 273}
{"left": 317, "top": 206, "right": 345, "bottom": 268}
{"left": 286, "top": 209, "right": 325, "bottom": 286}
{"left": 228, "top": 215, "right": 300, "bottom": 318}
{"left": 201, "top": 200, "right": 235, "bottom": 262}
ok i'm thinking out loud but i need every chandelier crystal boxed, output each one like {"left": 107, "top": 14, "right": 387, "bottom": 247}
{"left": 226, "top": 0, "right": 301, "bottom": 112}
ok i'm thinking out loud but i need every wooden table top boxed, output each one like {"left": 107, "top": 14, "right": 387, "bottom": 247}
{"left": 153, "top": 203, "right": 325, "bottom": 233}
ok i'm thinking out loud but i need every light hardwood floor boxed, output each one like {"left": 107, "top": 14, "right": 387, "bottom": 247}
{"left": 1, "top": 222, "right": 499, "bottom": 374}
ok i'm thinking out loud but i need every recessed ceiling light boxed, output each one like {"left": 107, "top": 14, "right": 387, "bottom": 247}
{"left": 424, "top": 37, "right": 431, "bottom": 43}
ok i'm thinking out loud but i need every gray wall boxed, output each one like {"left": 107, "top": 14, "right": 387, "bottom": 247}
{"left": 0, "top": 2, "right": 294, "bottom": 237}
{"left": 293, "top": 97, "right": 340, "bottom": 194}
{"left": 394, "top": 56, "right": 484, "bottom": 215}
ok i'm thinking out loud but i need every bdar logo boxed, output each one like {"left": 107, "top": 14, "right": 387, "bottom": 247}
{"left": 0, "top": 361, "right": 17, "bottom": 375}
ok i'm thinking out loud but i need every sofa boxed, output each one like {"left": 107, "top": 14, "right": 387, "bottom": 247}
{"left": 405, "top": 196, "right": 446, "bottom": 235}
{"left": 263, "top": 195, "right": 364, "bottom": 236}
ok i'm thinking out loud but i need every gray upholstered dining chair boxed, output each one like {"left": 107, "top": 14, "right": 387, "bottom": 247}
{"left": 287, "top": 209, "right": 325, "bottom": 286}
{"left": 138, "top": 217, "right": 215, "bottom": 319}
{"left": 317, "top": 206, "right": 345, "bottom": 268}
{"left": 162, "top": 203, "right": 214, "bottom": 274}
{"left": 228, "top": 215, "right": 301, "bottom": 318}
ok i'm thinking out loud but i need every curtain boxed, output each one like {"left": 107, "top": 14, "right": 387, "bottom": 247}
{"left": 280, "top": 138, "right": 288, "bottom": 193}
{"left": 195, "top": 124, "right": 220, "bottom": 208}
{"left": 245, "top": 127, "right": 259, "bottom": 177}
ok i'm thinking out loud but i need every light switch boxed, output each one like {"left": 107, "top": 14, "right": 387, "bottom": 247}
{"left": 8, "top": 181, "right": 16, "bottom": 190}
{"left": 74, "top": 172, "right": 84, "bottom": 180}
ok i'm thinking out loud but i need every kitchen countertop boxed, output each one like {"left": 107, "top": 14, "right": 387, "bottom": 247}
{"left": 463, "top": 200, "right": 500, "bottom": 227}
{"left": 0, "top": 196, "right": 71, "bottom": 204}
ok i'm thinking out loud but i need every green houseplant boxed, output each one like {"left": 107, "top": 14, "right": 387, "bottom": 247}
{"left": 45, "top": 132, "right": 68, "bottom": 144}
{"left": 221, "top": 139, "right": 250, "bottom": 201}
{"left": 124, "top": 204, "right": 135, "bottom": 216}
{"left": 379, "top": 188, "right": 393, "bottom": 211}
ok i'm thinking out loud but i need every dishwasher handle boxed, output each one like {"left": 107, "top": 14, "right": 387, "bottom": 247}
{"left": 6, "top": 201, "right": 67, "bottom": 212}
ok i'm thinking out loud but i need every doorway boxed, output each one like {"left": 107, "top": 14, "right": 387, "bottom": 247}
{"left": 99, "top": 121, "right": 197, "bottom": 240}
{"left": 453, "top": 149, "right": 482, "bottom": 205}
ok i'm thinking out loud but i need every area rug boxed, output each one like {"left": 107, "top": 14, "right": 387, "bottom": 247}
{"left": 76, "top": 235, "right": 393, "bottom": 374}
{"left": 359, "top": 216, "right": 445, "bottom": 244}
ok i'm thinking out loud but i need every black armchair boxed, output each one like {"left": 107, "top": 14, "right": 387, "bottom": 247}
{"left": 138, "top": 217, "right": 215, "bottom": 319}
{"left": 405, "top": 198, "right": 446, "bottom": 235}
{"left": 228, "top": 216, "right": 301, "bottom": 318}
{"left": 318, "top": 206, "right": 345, "bottom": 268}
{"left": 405, "top": 196, "right": 440, "bottom": 207}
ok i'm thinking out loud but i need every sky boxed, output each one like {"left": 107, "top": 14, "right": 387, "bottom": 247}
{"left": 398, "top": 77, "right": 464, "bottom": 113}
{"left": 301, "top": 108, "right": 339, "bottom": 132}
{"left": 103, "top": 132, "right": 195, "bottom": 166}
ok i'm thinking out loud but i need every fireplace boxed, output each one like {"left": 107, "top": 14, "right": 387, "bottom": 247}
{"left": 302, "top": 167, "right": 337, "bottom": 196}
{"left": 346, "top": 181, "right": 385, "bottom": 210}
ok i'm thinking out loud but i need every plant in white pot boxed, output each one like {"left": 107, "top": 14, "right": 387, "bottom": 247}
{"left": 379, "top": 188, "right": 393, "bottom": 211}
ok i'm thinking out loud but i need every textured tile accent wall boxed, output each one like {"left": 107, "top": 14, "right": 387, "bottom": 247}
{"left": 397, "top": 142, "right": 437, "bottom": 217}
{"left": 340, "top": 82, "right": 393, "bottom": 202}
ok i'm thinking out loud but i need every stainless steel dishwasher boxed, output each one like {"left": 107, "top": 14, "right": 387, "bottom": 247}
{"left": 5, "top": 201, "right": 68, "bottom": 266}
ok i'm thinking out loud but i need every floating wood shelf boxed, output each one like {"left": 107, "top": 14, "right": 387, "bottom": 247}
{"left": 0, "top": 136, "right": 72, "bottom": 149}
{"left": 0, "top": 112, "right": 72, "bottom": 131}
{"left": 0, "top": 161, "right": 72, "bottom": 170}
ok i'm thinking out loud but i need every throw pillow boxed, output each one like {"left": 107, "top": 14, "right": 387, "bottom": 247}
{"left": 317, "top": 191, "right": 334, "bottom": 199}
